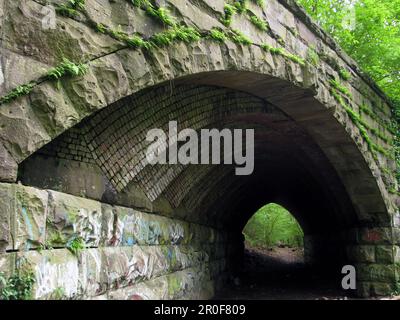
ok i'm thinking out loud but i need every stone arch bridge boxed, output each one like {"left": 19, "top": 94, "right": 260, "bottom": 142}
{"left": 0, "top": 0, "right": 398, "bottom": 299}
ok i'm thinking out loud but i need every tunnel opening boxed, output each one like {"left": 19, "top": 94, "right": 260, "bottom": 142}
{"left": 213, "top": 203, "right": 350, "bottom": 300}
{"left": 242, "top": 203, "right": 304, "bottom": 265}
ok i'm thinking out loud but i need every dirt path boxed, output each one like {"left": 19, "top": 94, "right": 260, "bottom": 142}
{"left": 214, "top": 247, "right": 351, "bottom": 300}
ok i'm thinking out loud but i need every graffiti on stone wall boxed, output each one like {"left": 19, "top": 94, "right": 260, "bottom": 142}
{"left": 35, "top": 256, "right": 79, "bottom": 299}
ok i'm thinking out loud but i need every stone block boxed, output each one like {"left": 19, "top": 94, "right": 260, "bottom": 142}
{"left": 107, "top": 275, "right": 169, "bottom": 300}
{"left": 0, "top": 143, "right": 17, "bottom": 182}
{"left": 14, "top": 185, "right": 48, "bottom": 250}
{"left": 0, "top": 252, "right": 16, "bottom": 278}
{"left": 375, "top": 245, "right": 396, "bottom": 264}
{"left": 346, "top": 245, "right": 375, "bottom": 263}
{"left": 101, "top": 246, "right": 147, "bottom": 290}
{"left": 30, "top": 82, "right": 80, "bottom": 138}
{"left": 357, "top": 228, "right": 393, "bottom": 245}
{"left": 19, "top": 249, "right": 79, "bottom": 300}
{"left": 357, "top": 263, "right": 397, "bottom": 282}
{"left": 78, "top": 248, "right": 103, "bottom": 297}
{"left": 100, "top": 204, "right": 115, "bottom": 246}
{"left": 46, "top": 191, "right": 102, "bottom": 248}
{"left": 0, "top": 183, "right": 13, "bottom": 252}
{"left": 0, "top": 97, "right": 51, "bottom": 163}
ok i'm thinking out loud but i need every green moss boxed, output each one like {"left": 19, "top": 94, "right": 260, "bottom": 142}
{"left": 277, "top": 37, "right": 285, "bottom": 47}
{"left": 262, "top": 43, "right": 284, "bottom": 55}
{"left": 249, "top": 14, "right": 269, "bottom": 31}
{"left": 285, "top": 52, "right": 306, "bottom": 65}
{"left": 359, "top": 104, "right": 396, "bottom": 135}
{"left": 331, "top": 89, "right": 392, "bottom": 157}
{"left": 66, "top": 235, "right": 85, "bottom": 256}
{"left": 49, "top": 230, "right": 67, "bottom": 246}
{"left": 261, "top": 44, "right": 305, "bottom": 66}
{"left": 329, "top": 78, "right": 352, "bottom": 97}
{"left": 0, "top": 83, "right": 35, "bottom": 105}
{"left": 208, "top": 28, "right": 227, "bottom": 42}
{"left": 229, "top": 29, "right": 252, "bottom": 45}
{"left": 168, "top": 276, "right": 181, "bottom": 296}
{"left": 339, "top": 68, "right": 352, "bottom": 81}
{"left": 306, "top": 46, "right": 320, "bottom": 66}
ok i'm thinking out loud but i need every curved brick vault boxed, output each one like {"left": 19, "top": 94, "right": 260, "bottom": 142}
{"left": 0, "top": 0, "right": 399, "bottom": 299}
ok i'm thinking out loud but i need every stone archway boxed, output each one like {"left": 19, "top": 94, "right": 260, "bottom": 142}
{"left": 0, "top": 0, "right": 398, "bottom": 299}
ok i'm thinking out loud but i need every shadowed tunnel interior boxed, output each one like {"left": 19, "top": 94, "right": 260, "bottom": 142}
{"left": 17, "top": 71, "right": 389, "bottom": 297}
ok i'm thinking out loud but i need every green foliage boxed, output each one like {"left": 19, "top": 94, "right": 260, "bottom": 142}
{"left": 229, "top": 29, "right": 252, "bottom": 45}
{"left": 51, "top": 287, "right": 65, "bottom": 300}
{"left": 261, "top": 44, "right": 305, "bottom": 66}
{"left": 208, "top": 28, "right": 227, "bottom": 42}
{"left": 249, "top": 14, "right": 269, "bottom": 31}
{"left": 172, "top": 26, "right": 201, "bottom": 43}
{"left": 243, "top": 203, "right": 304, "bottom": 248}
{"left": 126, "top": 35, "right": 152, "bottom": 49}
{"left": 221, "top": 4, "right": 237, "bottom": 26}
{"left": 46, "top": 58, "right": 88, "bottom": 80}
{"left": 146, "top": 7, "right": 176, "bottom": 27}
{"left": 66, "top": 235, "right": 85, "bottom": 256}
{"left": 0, "top": 82, "right": 35, "bottom": 105}
{"left": 331, "top": 89, "right": 392, "bottom": 157}
{"left": 234, "top": 0, "right": 247, "bottom": 14}
{"left": 130, "top": 0, "right": 152, "bottom": 7}
{"left": 253, "top": 0, "right": 265, "bottom": 7}
{"left": 0, "top": 271, "right": 35, "bottom": 300}
{"left": 127, "top": 0, "right": 176, "bottom": 26}
{"left": 339, "top": 68, "right": 352, "bottom": 81}
{"left": 95, "top": 23, "right": 107, "bottom": 34}
{"left": 150, "top": 26, "right": 201, "bottom": 47}
{"left": 297, "top": 0, "right": 400, "bottom": 106}
{"left": 56, "top": 0, "right": 85, "bottom": 17}
{"left": 297, "top": 0, "right": 400, "bottom": 175}
{"left": 306, "top": 46, "right": 320, "bottom": 66}
{"left": 329, "top": 78, "right": 352, "bottom": 97}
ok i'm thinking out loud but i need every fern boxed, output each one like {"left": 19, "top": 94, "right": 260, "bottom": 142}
{"left": 55, "top": 0, "right": 85, "bottom": 17}
{"left": 249, "top": 15, "right": 269, "bottom": 31}
{"left": 47, "top": 58, "right": 88, "bottom": 80}
{"left": 0, "top": 83, "right": 36, "bottom": 105}
{"left": 221, "top": 4, "right": 237, "bottom": 26}
{"left": 229, "top": 30, "right": 252, "bottom": 45}
{"left": 146, "top": 7, "right": 176, "bottom": 27}
{"left": 208, "top": 28, "right": 227, "bottom": 42}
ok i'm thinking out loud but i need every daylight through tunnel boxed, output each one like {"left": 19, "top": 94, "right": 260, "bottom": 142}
{"left": 13, "top": 71, "right": 395, "bottom": 299}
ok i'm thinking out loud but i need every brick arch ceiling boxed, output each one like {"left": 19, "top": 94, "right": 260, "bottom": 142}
{"left": 19, "top": 72, "right": 390, "bottom": 233}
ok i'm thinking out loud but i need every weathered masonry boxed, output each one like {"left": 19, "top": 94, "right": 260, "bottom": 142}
{"left": 0, "top": 0, "right": 399, "bottom": 299}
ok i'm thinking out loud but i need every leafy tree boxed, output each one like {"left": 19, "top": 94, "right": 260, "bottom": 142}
{"left": 297, "top": 0, "right": 400, "bottom": 179}
{"left": 243, "top": 203, "right": 304, "bottom": 248}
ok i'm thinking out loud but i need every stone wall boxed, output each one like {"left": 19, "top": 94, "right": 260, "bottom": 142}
{"left": 0, "top": 183, "right": 229, "bottom": 300}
